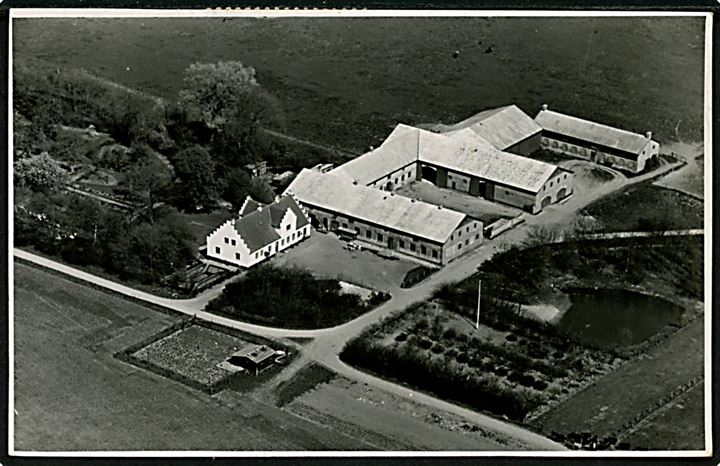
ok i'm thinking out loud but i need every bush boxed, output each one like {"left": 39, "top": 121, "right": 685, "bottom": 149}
{"left": 533, "top": 379, "right": 549, "bottom": 391}
{"left": 401, "top": 266, "right": 436, "bottom": 288}
{"left": 431, "top": 344, "right": 445, "bottom": 354}
{"left": 505, "top": 333, "right": 518, "bottom": 342}
{"left": 414, "top": 319, "right": 429, "bottom": 332}
{"left": 394, "top": 332, "right": 408, "bottom": 342}
{"left": 367, "top": 291, "right": 391, "bottom": 307}
{"left": 417, "top": 337, "right": 433, "bottom": 350}
{"left": 206, "top": 264, "right": 369, "bottom": 329}
{"left": 508, "top": 371, "right": 536, "bottom": 387}
{"left": 443, "top": 327, "right": 458, "bottom": 339}
{"left": 340, "top": 335, "right": 544, "bottom": 420}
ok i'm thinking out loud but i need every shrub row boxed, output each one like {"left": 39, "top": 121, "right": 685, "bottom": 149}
{"left": 341, "top": 338, "right": 544, "bottom": 421}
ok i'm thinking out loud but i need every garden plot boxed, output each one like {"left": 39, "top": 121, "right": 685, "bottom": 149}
{"left": 342, "top": 302, "right": 619, "bottom": 423}
{"left": 130, "top": 324, "right": 254, "bottom": 391}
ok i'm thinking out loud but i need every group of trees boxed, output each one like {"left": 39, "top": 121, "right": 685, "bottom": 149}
{"left": 162, "top": 61, "right": 284, "bottom": 211}
{"left": 15, "top": 188, "right": 197, "bottom": 286}
{"left": 14, "top": 57, "right": 285, "bottom": 214}
{"left": 206, "top": 264, "right": 380, "bottom": 329}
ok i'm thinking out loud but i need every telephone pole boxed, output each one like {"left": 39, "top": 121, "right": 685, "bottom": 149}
{"left": 475, "top": 279, "right": 482, "bottom": 330}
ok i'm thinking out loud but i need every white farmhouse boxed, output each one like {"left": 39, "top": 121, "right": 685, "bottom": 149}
{"left": 206, "top": 195, "right": 311, "bottom": 268}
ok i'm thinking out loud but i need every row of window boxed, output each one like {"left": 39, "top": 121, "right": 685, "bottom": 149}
{"left": 375, "top": 169, "right": 415, "bottom": 189}
{"left": 350, "top": 224, "right": 439, "bottom": 259}
{"left": 450, "top": 222, "right": 479, "bottom": 241}
{"left": 456, "top": 233, "right": 482, "bottom": 251}
{"left": 216, "top": 227, "right": 308, "bottom": 261}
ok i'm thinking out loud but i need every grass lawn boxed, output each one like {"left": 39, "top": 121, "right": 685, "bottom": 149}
{"left": 622, "top": 382, "right": 705, "bottom": 451}
{"left": 273, "top": 363, "right": 337, "bottom": 407}
{"left": 474, "top": 235, "right": 704, "bottom": 307}
{"left": 13, "top": 261, "right": 360, "bottom": 451}
{"left": 582, "top": 183, "right": 704, "bottom": 233}
{"left": 536, "top": 319, "right": 704, "bottom": 448}
{"left": 13, "top": 16, "right": 705, "bottom": 152}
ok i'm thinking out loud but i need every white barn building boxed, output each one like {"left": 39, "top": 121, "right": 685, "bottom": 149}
{"left": 535, "top": 105, "right": 660, "bottom": 174}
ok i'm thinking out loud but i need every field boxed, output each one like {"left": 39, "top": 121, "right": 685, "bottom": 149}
{"left": 582, "top": 183, "right": 704, "bottom": 232}
{"left": 286, "top": 376, "right": 513, "bottom": 450}
{"left": 536, "top": 319, "right": 705, "bottom": 449}
{"left": 623, "top": 382, "right": 706, "bottom": 451}
{"left": 395, "top": 180, "right": 521, "bottom": 225}
{"left": 13, "top": 16, "right": 705, "bottom": 154}
{"left": 271, "top": 231, "right": 417, "bottom": 291}
{"left": 131, "top": 324, "right": 253, "bottom": 389}
{"left": 13, "top": 261, "right": 363, "bottom": 451}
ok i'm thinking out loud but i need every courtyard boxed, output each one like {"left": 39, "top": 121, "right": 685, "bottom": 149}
{"left": 270, "top": 230, "right": 418, "bottom": 292}
{"left": 395, "top": 180, "right": 522, "bottom": 225}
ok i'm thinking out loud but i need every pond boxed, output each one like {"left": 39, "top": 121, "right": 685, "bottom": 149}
{"left": 557, "top": 288, "right": 684, "bottom": 349}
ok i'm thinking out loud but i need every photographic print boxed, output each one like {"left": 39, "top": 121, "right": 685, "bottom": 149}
{"left": 9, "top": 9, "right": 711, "bottom": 456}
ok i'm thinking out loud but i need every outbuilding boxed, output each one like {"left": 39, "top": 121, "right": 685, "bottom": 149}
{"left": 535, "top": 105, "right": 660, "bottom": 174}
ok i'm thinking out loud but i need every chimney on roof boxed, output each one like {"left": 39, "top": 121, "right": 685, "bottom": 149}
{"left": 541, "top": 104, "right": 549, "bottom": 111}
{"left": 437, "top": 205, "right": 442, "bottom": 210}
{"left": 352, "top": 179, "right": 358, "bottom": 185}
{"left": 410, "top": 198, "right": 416, "bottom": 203}
{"left": 257, "top": 205, "right": 262, "bottom": 212}
{"left": 645, "top": 131, "right": 652, "bottom": 140}
{"left": 274, "top": 195, "right": 281, "bottom": 203}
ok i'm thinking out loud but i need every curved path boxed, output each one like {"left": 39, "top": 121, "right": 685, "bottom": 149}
{"left": 13, "top": 159, "right": 684, "bottom": 452}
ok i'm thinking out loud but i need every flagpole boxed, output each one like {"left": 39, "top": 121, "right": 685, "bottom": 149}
{"left": 476, "top": 279, "right": 481, "bottom": 329}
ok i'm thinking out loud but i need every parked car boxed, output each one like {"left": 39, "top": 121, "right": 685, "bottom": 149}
{"left": 343, "top": 242, "right": 363, "bottom": 252}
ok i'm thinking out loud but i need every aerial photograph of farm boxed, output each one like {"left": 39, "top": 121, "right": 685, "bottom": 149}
{"left": 11, "top": 11, "right": 709, "bottom": 455}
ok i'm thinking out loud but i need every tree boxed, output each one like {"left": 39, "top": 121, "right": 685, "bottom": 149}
{"left": 124, "top": 144, "right": 173, "bottom": 223}
{"left": 178, "top": 61, "right": 259, "bottom": 129}
{"left": 172, "top": 145, "right": 222, "bottom": 211}
{"left": 221, "top": 167, "right": 252, "bottom": 209}
{"left": 14, "top": 152, "right": 68, "bottom": 193}
{"left": 109, "top": 211, "right": 196, "bottom": 283}
{"left": 248, "top": 178, "right": 276, "bottom": 204}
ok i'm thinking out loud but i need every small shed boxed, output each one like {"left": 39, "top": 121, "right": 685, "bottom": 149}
{"left": 228, "top": 344, "right": 278, "bottom": 375}
{"left": 244, "top": 161, "right": 268, "bottom": 178}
